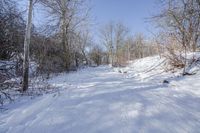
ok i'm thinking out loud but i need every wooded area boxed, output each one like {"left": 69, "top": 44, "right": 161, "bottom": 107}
{"left": 0, "top": 0, "right": 199, "bottom": 103}
{"left": 1, "top": 1, "right": 200, "bottom": 132}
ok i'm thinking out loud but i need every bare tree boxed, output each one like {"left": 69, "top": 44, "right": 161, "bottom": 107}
{"left": 155, "top": 0, "right": 200, "bottom": 52}
{"left": 22, "top": 0, "right": 33, "bottom": 92}
{"left": 100, "top": 22, "right": 115, "bottom": 66}
{"left": 134, "top": 33, "right": 145, "bottom": 59}
{"left": 153, "top": 0, "right": 200, "bottom": 73}
{"left": 115, "top": 23, "right": 128, "bottom": 65}
{"left": 76, "top": 30, "right": 91, "bottom": 66}
{"left": 125, "top": 37, "right": 133, "bottom": 61}
{"left": 100, "top": 22, "right": 128, "bottom": 66}
{"left": 40, "top": 0, "right": 90, "bottom": 70}
{"left": 89, "top": 45, "right": 103, "bottom": 66}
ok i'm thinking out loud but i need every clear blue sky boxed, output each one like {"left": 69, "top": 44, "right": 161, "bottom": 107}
{"left": 18, "top": 0, "right": 160, "bottom": 41}
{"left": 91, "top": 0, "right": 159, "bottom": 41}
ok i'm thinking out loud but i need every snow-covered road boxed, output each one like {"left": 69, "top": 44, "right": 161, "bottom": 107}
{"left": 1, "top": 66, "right": 200, "bottom": 133}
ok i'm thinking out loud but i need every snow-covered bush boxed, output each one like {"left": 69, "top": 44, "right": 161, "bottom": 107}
{"left": 164, "top": 51, "right": 200, "bottom": 75}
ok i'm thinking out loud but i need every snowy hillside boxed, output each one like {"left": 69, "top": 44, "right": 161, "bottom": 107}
{"left": 1, "top": 56, "right": 200, "bottom": 133}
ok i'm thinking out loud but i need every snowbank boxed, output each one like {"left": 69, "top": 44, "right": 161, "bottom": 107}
{"left": 1, "top": 55, "right": 200, "bottom": 133}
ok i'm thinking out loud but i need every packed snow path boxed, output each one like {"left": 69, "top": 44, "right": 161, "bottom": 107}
{"left": 1, "top": 66, "right": 200, "bottom": 133}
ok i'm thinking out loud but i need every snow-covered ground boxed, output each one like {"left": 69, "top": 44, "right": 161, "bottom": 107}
{"left": 1, "top": 56, "right": 200, "bottom": 133}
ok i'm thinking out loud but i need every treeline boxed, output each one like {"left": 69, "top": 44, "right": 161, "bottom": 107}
{"left": 0, "top": 0, "right": 200, "bottom": 95}
{"left": 97, "top": 0, "right": 200, "bottom": 69}
{"left": 97, "top": 22, "right": 158, "bottom": 67}
{"left": 0, "top": 0, "right": 158, "bottom": 80}
{"left": 0, "top": 0, "right": 95, "bottom": 99}
{"left": 0, "top": 0, "right": 93, "bottom": 76}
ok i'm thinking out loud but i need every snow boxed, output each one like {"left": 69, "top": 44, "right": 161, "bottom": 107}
{"left": 1, "top": 56, "right": 200, "bottom": 133}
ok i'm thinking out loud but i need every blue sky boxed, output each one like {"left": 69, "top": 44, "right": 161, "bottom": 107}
{"left": 18, "top": 0, "right": 160, "bottom": 41}
{"left": 91, "top": 0, "right": 159, "bottom": 40}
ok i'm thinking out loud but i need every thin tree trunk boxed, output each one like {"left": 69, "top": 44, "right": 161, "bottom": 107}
{"left": 22, "top": 0, "right": 33, "bottom": 92}
{"left": 127, "top": 43, "right": 130, "bottom": 61}
{"left": 110, "top": 47, "right": 113, "bottom": 66}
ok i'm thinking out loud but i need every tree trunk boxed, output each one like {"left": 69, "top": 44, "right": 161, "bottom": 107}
{"left": 109, "top": 46, "right": 114, "bottom": 66}
{"left": 127, "top": 43, "right": 130, "bottom": 61}
{"left": 82, "top": 50, "right": 88, "bottom": 65}
{"left": 22, "top": 0, "right": 33, "bottom": 92}
{"left": 61, "top": 0, "right": 70, "bottom": 70}
{"left": 192, "top": 35, "right": 198, "bottom": 52}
